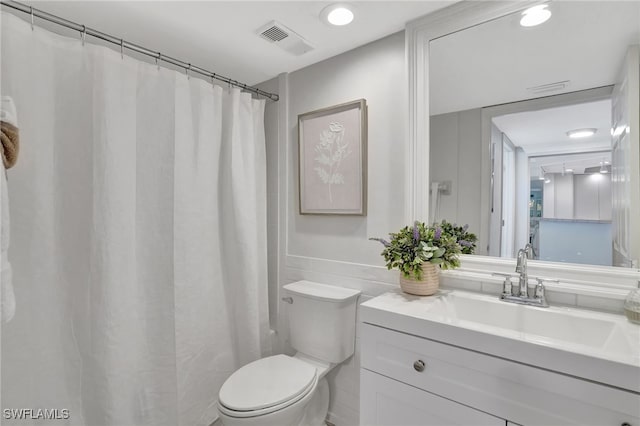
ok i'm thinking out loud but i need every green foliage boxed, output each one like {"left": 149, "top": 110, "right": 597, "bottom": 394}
{"left": 370, "top": 221, "right": 464, "bottom": 280}
{"left": 438, "top": 220, "right": 478, "bottom": 255}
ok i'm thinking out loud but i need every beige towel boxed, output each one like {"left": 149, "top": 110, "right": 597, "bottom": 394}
{"left": 0, "top": 121, "right": 19, "bottom": 169}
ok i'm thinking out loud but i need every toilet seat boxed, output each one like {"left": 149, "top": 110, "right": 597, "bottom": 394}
{"left": 218, "top": 355, "right": 318, "bottom": 418}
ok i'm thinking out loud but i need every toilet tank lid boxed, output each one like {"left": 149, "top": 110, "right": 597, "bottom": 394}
{"left": 284, "top": 281, "right": 361, "bottom": 302}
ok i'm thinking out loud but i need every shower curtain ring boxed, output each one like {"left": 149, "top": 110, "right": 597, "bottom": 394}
{"left": 80, "top": 25, "right": 86, "bottom": 46}
{"left": 30, "top": 7, "right": 34, "bottom": 30}
{"left": 120, "top": 39, "right": 124, "bottom": 60}
{"left": 156, "top": 53, "right": 161, "bottom": 71}
{"left": 186, "top": 64, "right": 191, "bottom": 79}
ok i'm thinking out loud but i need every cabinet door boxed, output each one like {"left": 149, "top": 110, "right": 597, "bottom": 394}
{"left": 360, "top": 369, "right": 504, "bottom": 426}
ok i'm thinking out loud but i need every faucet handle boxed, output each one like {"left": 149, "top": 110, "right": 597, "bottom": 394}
{"left": 531, "top": 277, "right": 559, "bottom": 302}
{"left": 531, "top": 277, "right": 560, "bottom": 286}
{"left": 492, "top": 272, "right": 517, "bottom": 295}
{"left": 492, "top": 272, "right": 517, "bottom": 278}
{"left": 533, "top": 278, "right": 546, "bottom": 299}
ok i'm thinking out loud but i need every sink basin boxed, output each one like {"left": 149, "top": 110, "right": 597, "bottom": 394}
{"left": 425, "top": 291, "right": 634, "bottom": 354}
{"left": 360, "top": 289, "right": 640, "bottom": 392}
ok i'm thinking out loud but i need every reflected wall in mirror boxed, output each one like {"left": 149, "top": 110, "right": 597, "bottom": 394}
{"left": 428, "top": 1, "right": 640, "bottom": 268}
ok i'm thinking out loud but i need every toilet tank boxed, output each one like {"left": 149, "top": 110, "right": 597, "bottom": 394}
{"left": 283, "top": 281, "right": 361, "bottom": 364}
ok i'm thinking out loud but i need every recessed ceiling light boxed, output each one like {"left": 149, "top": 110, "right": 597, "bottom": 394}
{"left": 566, "top": 128, "right": 597, "bottom": 139}
{"left": 520, "top": 5, "right": 552, "bottom": 27}
{"left": 321, "top": 4, "right": 355, "bottom": 26}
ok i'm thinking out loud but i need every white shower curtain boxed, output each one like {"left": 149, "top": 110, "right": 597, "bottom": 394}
{"left": 0, "top": 12, "right": 270, "bottom": 426}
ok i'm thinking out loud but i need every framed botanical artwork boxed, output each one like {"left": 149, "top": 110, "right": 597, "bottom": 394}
{"left": 298, "top": 99, "right": 367, "bottom": 215}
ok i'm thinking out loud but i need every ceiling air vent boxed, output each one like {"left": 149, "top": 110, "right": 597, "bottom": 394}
{"left": 257, "top": 20, "right": 314, "bottom": 56}
{"left": 585, "top": 165, "right": 611, "bottom": 174}
{"left": 261, "top": 25, "right": 289, "bottom": 42}
{"left": 526, "top": 80, "right": 570, "bottom": 95}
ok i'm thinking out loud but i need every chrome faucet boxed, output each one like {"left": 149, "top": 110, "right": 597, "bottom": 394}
{"left": 515, "top": 248, "right": 529, "bottom": 297}
{"left": 492, "top": 244, "right": 557, "bottom": 308}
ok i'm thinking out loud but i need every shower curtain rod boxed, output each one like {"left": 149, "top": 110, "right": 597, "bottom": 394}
{"left": 0, "top": 0, "right": 280, "bottom": 102}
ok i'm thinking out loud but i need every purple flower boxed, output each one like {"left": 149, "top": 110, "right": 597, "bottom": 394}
{"left": 369, "top": 237, "right": 390, "bottom": 247}
{"left": 463, "top": 224, "right": 469, "bottom": 231}
{"left": 434, "top": 227, "right": 442, "bottom": 240}
{"left": 459, "top": 240, "right": 472, "bottom": 247}
{"left": 413, "top": 222, "right": 420, "bottom": 242}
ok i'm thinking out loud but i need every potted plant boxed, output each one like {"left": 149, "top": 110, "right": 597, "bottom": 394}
{"left": 438, "top": 220, "right": 478, "bottom": 255}
{"left": 370, "top": 221, "right": 472, "bottom": 296}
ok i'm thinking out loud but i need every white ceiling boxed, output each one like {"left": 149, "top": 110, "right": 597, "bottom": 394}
{"left": 21, "top": 0, "right": 455, "bottom": 86}
{"left": 493, "top": 98, "right": 613, "bottom": 174}
{"left": 430, "top": 1, "right": 640, "bottom": 115}
{"left": 492, "top": 99, "right": 612, "bottom": 157}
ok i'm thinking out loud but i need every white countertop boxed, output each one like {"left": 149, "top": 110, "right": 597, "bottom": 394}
{"left": 360, "top": 289, "right": 640, "bottom": 393}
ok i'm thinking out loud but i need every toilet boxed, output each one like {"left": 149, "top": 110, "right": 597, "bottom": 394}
{"left": 217, "top": 280, "right": 361, "bottom": 426}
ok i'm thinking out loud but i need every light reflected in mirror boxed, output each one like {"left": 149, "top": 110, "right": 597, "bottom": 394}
{"left": 428, "top": 1, "right": 640, "bottom": 268}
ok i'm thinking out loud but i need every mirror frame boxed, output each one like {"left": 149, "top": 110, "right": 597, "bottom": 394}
{"left": 405, "top": 0, "right": 640, "bottom": 292}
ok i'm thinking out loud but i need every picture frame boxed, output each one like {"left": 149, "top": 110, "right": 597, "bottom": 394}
{"left": 298, "top": 99, "right": 367, "bottom": 215}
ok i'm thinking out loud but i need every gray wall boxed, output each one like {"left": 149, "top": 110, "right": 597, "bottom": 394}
{"left": 287, "top": 32, "right": 406, "bottom": 265}
{"left": 575, "top": 174, "right": 612, "bottom": 220}
{"left": 260, "top": 31, "right": 407, "bottom": 426}
{"left": 430, "top": 109, "right": 484, "bottom": 253}
{"left": 542, "top": 173, "right": 612, "bottom": 221}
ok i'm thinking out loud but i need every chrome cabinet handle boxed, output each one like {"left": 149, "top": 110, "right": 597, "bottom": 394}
{"left": 281, "top": 297, "right": 293, "bottom": 304}
{"left": 413, "top": 360, "right": 426, "bottom": 372}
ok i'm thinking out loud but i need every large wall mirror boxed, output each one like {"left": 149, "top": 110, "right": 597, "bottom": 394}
{"left": 426, "top": 1, "right": 640, "bottom": 269}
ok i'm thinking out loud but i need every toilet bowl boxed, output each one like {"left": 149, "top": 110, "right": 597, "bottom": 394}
{"left": 217, "top": 354, "right": 329, "bottom": 426}
{"left": 217, "top": 281, "right": 360, "bottom": 426}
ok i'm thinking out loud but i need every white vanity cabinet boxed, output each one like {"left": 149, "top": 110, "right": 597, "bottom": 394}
{"left": 359, "top": 294, "right": 640, "bottom": 426}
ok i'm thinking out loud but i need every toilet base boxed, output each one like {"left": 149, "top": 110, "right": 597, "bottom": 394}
{"left": 299, "top": 377, "right": 329, "bottom": 426}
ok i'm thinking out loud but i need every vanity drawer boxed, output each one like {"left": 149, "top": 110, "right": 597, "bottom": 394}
{"left": 360, "top": 368, "right": 504, "bottom": 426}
{"left": 361, "top": 323, "right": 640, "bottom": 426}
